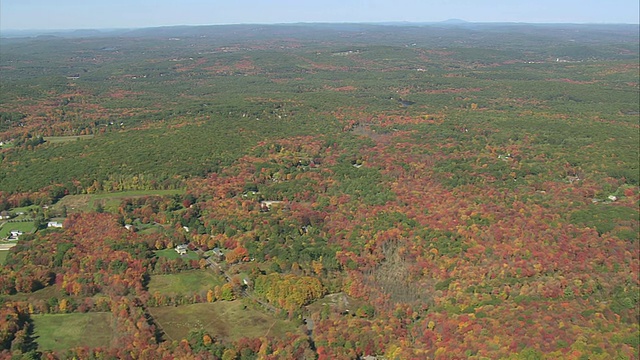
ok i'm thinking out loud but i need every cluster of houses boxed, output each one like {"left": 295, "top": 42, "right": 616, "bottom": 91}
{"left": 173, "top": 244, "right": 227, "bottom": 261}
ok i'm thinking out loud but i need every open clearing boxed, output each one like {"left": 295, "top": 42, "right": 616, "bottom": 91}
{"left": 32, "top": 312, "right": 114, "bottom": 352}
{"left": 0, "top": 250, "right": 8, "bottom": 265}
{"left": 53, "top": 189, "right": 185, "bottom": 213}
{"left": 149, "top": 301, "right": 300, "bottom": 341}
{"left": 7, "top": 204, "right": 39, "bottom": 214}
{"left": 6, "top": 285, "right": 95, "bottom": 303}
{"left": 5, "top": 285, "right": 111, "bottom": 307}
{"left": 306, "top": 292, "right": 364, "bottom": 314}
{"left": 154, "top": 248, "right": 200, "bottom": 261}
{"left": 148, "top": 270, "right": 225, "bottom": 296}
{"left": 44, "top": 135, "right": 95, "bottom": 143}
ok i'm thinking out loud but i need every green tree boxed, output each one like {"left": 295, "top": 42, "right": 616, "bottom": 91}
{"left": 34, "top": 216, "right": 46, "bottom": 230}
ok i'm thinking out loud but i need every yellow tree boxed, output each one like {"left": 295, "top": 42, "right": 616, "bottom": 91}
{"left": 203, "top": 334, "right": 213, "bottom": 346}
{"left": 221, "top": 348, "right": 238, "bottom": 360}
{"left": 312, "top": 257, "right": 324, "bottom": 276}
{"left": 59, "top": 299, "right": 68, "bottom": 313}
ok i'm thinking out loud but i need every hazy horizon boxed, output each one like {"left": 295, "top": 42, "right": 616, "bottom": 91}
{"left": 2, "top": 20, "right": 639, "bottom": 34}
{"left": 1, "top": 0, "right": 638, "bottom": 31}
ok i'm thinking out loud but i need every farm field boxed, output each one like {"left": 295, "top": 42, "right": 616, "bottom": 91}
{"left": 149, "top": 301, "right": 301, "bottom": 342}
{"left": 148, "top": 270, "right": 226, "bottom": 296}
{"left": 31, "top": 313, "right": 114, "bottom": 352}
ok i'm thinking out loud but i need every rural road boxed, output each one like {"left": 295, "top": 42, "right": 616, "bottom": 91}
{"left": 0, "top": 243, "right": 17, "bottom": 251}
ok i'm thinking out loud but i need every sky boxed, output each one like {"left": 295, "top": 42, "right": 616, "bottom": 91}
{"left": 1, "top": 0, "right": 639, "bottom": 31}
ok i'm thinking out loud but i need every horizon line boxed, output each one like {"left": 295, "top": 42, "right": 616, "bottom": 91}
{"left": 2, "top": 20, "right": 639, "bottom": 33}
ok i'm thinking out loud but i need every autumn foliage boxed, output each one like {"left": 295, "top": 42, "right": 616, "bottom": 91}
{"left": 1, "top": 24, "right": 639, "bottom": 360}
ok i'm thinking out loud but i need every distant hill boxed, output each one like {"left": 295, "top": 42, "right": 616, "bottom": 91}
{"left": 2, "top": 22, "right": 638, "bottom": 40}
{"left": 440, "top": 18, "right": 469, "bottom": 24}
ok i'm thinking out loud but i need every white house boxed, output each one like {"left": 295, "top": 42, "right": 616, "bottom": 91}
{"left": 47, "top": 221, "right": 63, "bottom": 228}
{"left": 8, "top": 230, "right": 23, "bottom": 240}
{"left": 175, "top": 244, "right": 188, "bottom": 255}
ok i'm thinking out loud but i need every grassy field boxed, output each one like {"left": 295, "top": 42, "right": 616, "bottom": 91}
{"left": 148, "top": 270, "right": 225, "bottom": 296}
{"left": 8, "top": 205, "right": 39, "bottom": 214}
{"left": 5, "top": 286, "right": 112, "bottom": 306}
{"left": 139, "top": 225, "right": 165, "bottom": 235}
{"left": 149, "top": 301, "right": 300, "bottom": 341}
{"left": 44, "top": 135, "right": 95, "bottom": 143}
{"left": 53, "top": 189, "right": 185, "bottom": 213}
{"left": 32, "top": 312, "right": 114, "bottom": 352}
{"left": 0, "top": 250, "right": 7, "bottom": 265}
{"left": 0, "top": 221, "right": 34, "bottom": 239}
{"left": 155, "top": 248, "right": 200, "bottom": 261}
{"left": 6, "top": 285, "right": 65, "bottom": 302}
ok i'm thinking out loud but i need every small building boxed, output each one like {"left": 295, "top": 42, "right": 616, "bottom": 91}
{"left": 8, "top": 230, "right": 23, "bottom": 240}
{"left": 47, "top": 221, "right": 63, "bottom": 228}
{"left": 259, "top": 200, "right": 284, "bottom": 211}
{"left": 211, "top": 247, "right": 224, "bottom": 260}
{"left": 124, "top": 224, "right": 134, "bottom": 231}
{"left": 0, "top": 211, "right": 11, "bottom": 220}
{"left": 175, "top": 244, "right": 188, "bottom": 255}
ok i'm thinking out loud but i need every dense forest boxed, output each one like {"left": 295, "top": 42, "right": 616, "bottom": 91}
{"left": 0, "top": 23, "right": 638, "bottom": 359}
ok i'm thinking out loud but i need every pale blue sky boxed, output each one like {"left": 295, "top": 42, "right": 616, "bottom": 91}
{"left": 1, "top": 0, "right": 638, "bottom": 30}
